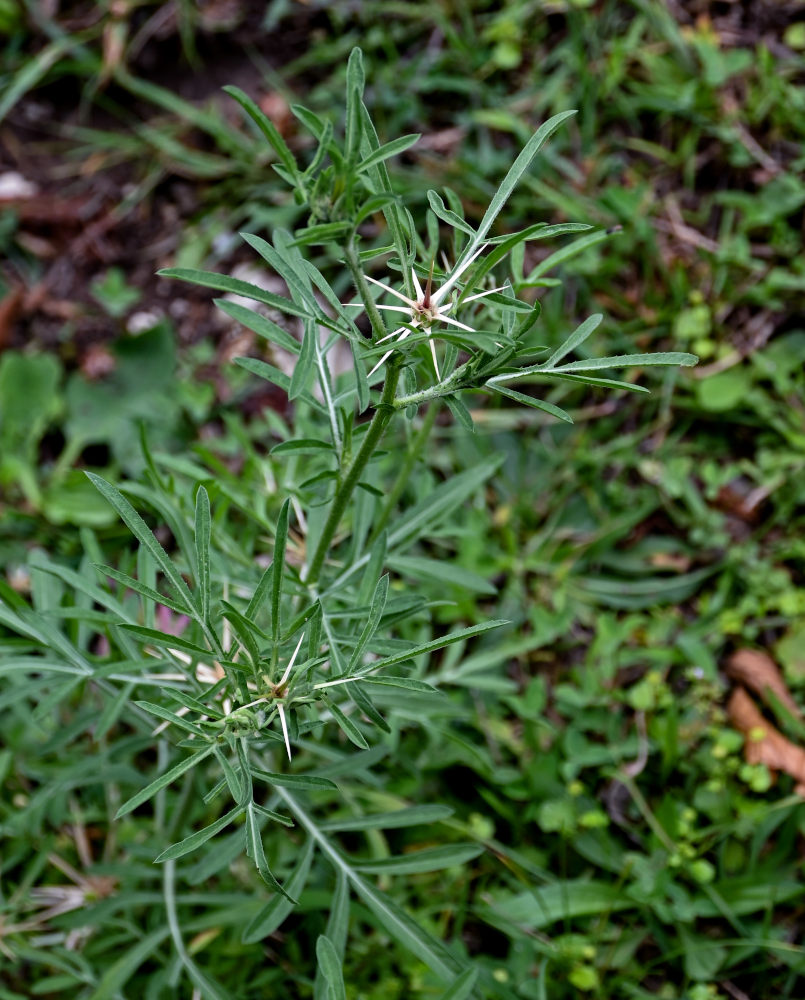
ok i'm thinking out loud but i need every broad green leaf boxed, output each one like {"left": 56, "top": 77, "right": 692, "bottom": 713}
{"left": 86, "top": 473, "right": 196, "bottom": 612}
{"left": 155, "top": 805, "right": 244, "bottom": 862}
{"left": 353, "top": 843, "right": 482, "bottom": 875}
{"left": 116, "top": 744, "right": 214, "bottom": 818}
{"left": 320, "top": 804, "right": 453, "bottom": 832}
{"left": 223, "top": 85, "right": 297, "bottom": 175}
{"left": 243, "top": 835, "right": 315, "bottom": 941}
{"left": 316, "top": 936, "right": 346, "bottom": 1000}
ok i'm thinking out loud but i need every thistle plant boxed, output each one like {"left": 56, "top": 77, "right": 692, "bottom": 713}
{"left": 0, "top": 49, "right": 696, "bottom": 997}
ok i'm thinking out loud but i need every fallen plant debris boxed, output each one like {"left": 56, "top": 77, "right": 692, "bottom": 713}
{"left": 727, "top": 687, "right": 805, "bottom": 795}
{"left": 726, "top": 648, "right": 803, "bottom": 721}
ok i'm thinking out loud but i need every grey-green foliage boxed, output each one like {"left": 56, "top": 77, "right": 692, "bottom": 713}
{"left": 0, "top": 47, "right": 695, "bottom": 998}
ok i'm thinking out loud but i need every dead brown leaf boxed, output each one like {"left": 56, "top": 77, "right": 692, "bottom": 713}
{"left": 725, "top": 649, "right": 801, "bottom": 719}
{"left": 727, "top": 687, "right": 805, "bottom": 795}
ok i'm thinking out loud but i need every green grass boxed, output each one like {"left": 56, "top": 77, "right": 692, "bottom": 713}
{"left": 2, "top": 2, "right": 805, "bottom": 998}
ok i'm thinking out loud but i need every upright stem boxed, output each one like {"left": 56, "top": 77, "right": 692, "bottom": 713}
{"left": 344, "top": 238, "right": 387, "bottom": 342}
{"left": 305, "top": 360, "right": 401, "bottom": 589}
{"left": 368, "top": 402, "right": 438, "bottom": 547}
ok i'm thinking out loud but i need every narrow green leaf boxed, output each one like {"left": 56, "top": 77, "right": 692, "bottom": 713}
{"left": 350, "top": 683, "right": 391, "bottom": 734}
{"left": 551, "top": 351, "right": 698, "bottom": 372}
{"left": 94, "top": 564, "right": 191, "bottom": 617}
{"left": 314, "top": 871, "right": 350, "bottom": 1000}
{"left": 195, "top": 485, "right": 211, "bottom": 621}
{"left": 388, "top": 554, "right": 496, "bottom": 595}
{"left": 327, "top": 700, "right": 370, "bottom": 750}
{"left": 165, "top": 688, "right": 224, "bottom": 720}
{"left": 86, "top": 473, "right": 196, "bottom": 611}
{"left": 244, "top": 564, "right": 274, "bottom": 629}
{"left": 524, "top": 228, "right": 613, "bottom": 283}
{"left": 233, "top": 357, "right": 326, "bottom": 413}
{"left": 223, "top": 85, "right": 297, "bottom": 175}
{"left": 543, "top": 314, "right": 603, "bottom": 368}
{"left": 116, "top": 745, "right": 214, "bottom": 818}
{"left": 289, "top": 321, "right": 316, "bottom": 400}
{"left": 488, "top": 383, "right": 573, "bottom": 423}
{"left": 134, "top": 700, "right": 208, "bottom": 737}
{"left": 348, "top": 575, "right": 389, "bottom": 671}
{"left": 316, "top": 936, "right": 347, "bottom": 1000}
{"left": 213, "top": 746, "right": 243, "bottom": 803}
{"left": 89, "top": 927, "right": 170, "bottom": 1000}
{"left": 355, "top": 620, "right": 507, "bottom": 675}
{"left": 158, "top": 268, "right": 309, "bottom": 319}
{"left": 243, "top": 835, "right": 315, "bottom": 941}
{"left": 472, "top": 109, "right": 577, "bottom": 249}
{"left": 244, "top": 802, "right": 296, "bottom": 901}
{"left": 215, "top": 298, "right": 301, "bottom": 355}
{"left": 427, "top": 190, "right": 475, "bottom": 236}
{"left": 272, "top": 499, "right": 291, "bottom": 644}
{"left": 251, "top": 767, "right": 337, "bottom": 790}
{"left": 344, "top": 47, "right": 365, "bottom": 164}
{"left": 291, "top": 222, "right": 354, "bottom": 247}
{"left": 271, "top": 438, "right": 333, "bottom": 455}
{"left": 444, "top": 394, "right": 475, "bottom": 433}
{"left": 155, "top": 805, "right": 244, "bottom": 862}
{"left": 117, "top": 623, "right": 212, "bottom": 660}
{"left": 438, "top": 967, "right": 479, "bottom": 1000}
{"left": 362, "top": 676, "right": 441, "bottom": 694}
{"left": 320, "top": 804, "right": 453, "bottom": 832}
{"left": 356, "top": 133, "right": 420, "bottom": 174}
{"left": 354, "top": 844, "right": 482, "bottom": 875}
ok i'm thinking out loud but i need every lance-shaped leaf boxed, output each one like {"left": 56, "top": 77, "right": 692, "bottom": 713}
{"left": 222, "top": 84, "right": 298, "bottom": 176}
{"left": 347, "top": 574, "right": 388, "bottom": 671}
{"left": 352, "top": 843, "right": 482, "bottom": 875}
{"left": 243, "top": 834, "right": 315, "bottom": 941}
{"left": 316, "top": 935, "right": 347, "bottom": 1000}
{"left": 155, "top": 805, "right": 244, "bottom": 862}
{"left": 116, "top": 744, "right": 215, "bottom": 818}
{"left": 86, "top": 473, "right": 196, "bottom": 612}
